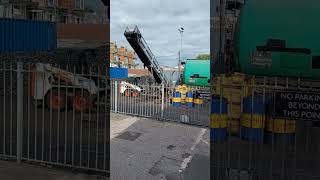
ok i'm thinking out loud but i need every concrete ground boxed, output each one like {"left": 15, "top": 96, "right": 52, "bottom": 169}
{"left": 0, "top": 112, "right": 209, "bottom": 180}
{"left": 0, "top": 160, "right": 109, "bottom": 180}
{"left": 110, "top": 113, "right": 210, "bottom": 180}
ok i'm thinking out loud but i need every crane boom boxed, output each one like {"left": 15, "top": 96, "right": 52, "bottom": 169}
{"left": 124, "top": 26, "right": 168, "bottom": 85}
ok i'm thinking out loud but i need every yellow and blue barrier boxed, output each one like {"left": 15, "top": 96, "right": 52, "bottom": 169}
{"left": 186, "top": 92, "right": 193, "bottom": 107}
{"left": 211, "top": 96, "right": 228, "bottom": 142}
{"left": 265, "top": 118, "right": 296, "bottom": 145}
{"left": 172, "top": 92, "right": 182, "bottom": 107}
{"left": 240, "top": 96, "right": 265, "bottom": 143}
{"left": 193, "top": 98, "right": 204, "bottom": 105}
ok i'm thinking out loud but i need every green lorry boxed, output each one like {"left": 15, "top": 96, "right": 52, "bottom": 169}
{"left": 183, "top": 59, "right": 210, "bottom": 87}
{"left": 233, "top": 0, "right": 320, "bottom": 79}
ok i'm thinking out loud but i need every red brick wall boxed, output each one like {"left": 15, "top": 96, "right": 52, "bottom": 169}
{"left": 57, "top": 23, "right": 109, "bottom": 42}
{"left": 58, "top": 0, "right": 75, "bottom": 10}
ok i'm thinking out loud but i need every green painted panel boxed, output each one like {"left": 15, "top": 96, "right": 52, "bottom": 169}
{"left": 183, "top": 59, "right": 210, "bottom": 87}
{"left": 234, "top": 0, "right": 320, "bottom": 79}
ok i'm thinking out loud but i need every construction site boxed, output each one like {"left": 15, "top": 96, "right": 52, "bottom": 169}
{"left": 108, "top": 0, "right": 211, "bottom": 178}
{"left": 0, "top": 0, "right": 212, "bottom": 179}
{"left": 108, "top": 24, "right": 210, "bottom": 179}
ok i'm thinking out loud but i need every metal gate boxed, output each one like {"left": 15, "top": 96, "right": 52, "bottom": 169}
{"left": 211, "top": 74, "right": 320, "bottom": 180}
{"left": 110, "top": 80, "right": 210, "bottom": 127}
{"left": 0, "top": 59, "right": 109, "bottom": 175}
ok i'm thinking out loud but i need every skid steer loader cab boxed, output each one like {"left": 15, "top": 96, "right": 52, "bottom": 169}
{"left": 31, "top": 63, "right": 100, "bottom": 112}
{"left": 119, "top": 81, "right": 142, "bottom": 97}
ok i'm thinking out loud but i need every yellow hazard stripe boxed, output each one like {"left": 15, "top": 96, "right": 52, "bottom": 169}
{"left": 266, "top": 119, "right": 295, "bottom": 133}
{"left": 194, "top": 99, "right": 203, "bottom": 105}
{"left": 172, "top": 98, "right": 181, "bottom": 103}
{"left": 186, "top": 98, "right": 193, "bottom": 103}
{"left": 240, "top": 113, "right": 266, "bottom": 128}
{"left": 211, "top": 114, "right": 228, "bottom": 128}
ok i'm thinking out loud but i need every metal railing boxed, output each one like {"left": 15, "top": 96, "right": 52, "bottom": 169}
{"left": 211, "top": 74, "right": 320, "bottom": 180}
{"left": 0, "top": 60, "right": 109, "bottom": 175}
{"left": 110, "top": 80, "right": 210, "bottom": 127}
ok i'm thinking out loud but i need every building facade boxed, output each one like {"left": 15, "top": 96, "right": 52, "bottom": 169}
{"left": 0, "top": 0, "right": 108, "bottom": 24}
{"left": 110, "top": 42, "right": 137, "bottom": 68}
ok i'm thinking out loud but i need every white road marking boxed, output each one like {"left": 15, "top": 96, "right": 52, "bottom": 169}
{"left": 201, "top": 139, "right": 209, "bottom": 146}
{"left": 179, "top": 128, "right": 207, "bottom": 172}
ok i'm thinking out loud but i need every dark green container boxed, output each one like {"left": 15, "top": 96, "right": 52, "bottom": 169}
{"left": 234, "top": 0, "right": 320, "bottom": 79}
{"left": 183, "top": 59, "right": 210, "bottom": 87}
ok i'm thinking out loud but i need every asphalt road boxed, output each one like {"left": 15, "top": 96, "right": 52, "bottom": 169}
{"left": 110, "top": 113, "right": 210, "bottom": 180}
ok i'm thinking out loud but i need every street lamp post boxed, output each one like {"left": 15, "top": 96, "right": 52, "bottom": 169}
{"left": 178, "top": 27, "right": 184, "bottom": 82}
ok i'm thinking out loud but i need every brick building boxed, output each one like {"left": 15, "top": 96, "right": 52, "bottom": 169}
{"left": 110, "top": 42, "right": 137, "bottom": 68}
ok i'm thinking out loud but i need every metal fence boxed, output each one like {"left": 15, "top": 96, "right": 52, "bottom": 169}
{"left": 211, "top": 74, "right": 320, "bottom": 180}
{"left": 0, "top": 60, "right": 109, "bottom": 175}
{"left": 110, "top": 80, "right": 210, "bottom": 127}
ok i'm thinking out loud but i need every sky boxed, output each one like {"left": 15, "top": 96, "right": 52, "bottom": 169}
{"left": 110, "top": 0, "right": 210, "bottom": 67}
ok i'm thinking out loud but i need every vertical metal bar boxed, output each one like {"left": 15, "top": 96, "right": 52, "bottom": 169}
{"left": 88, "top": 67, "right": 92, "bottom": 168}
{"left": 259, "top": 77, "right": 266, "bottom": 180}
{"left": 122, "top": 82, "right": 125, "bottom": 113}
{"left": 57, "top": 65, "right": 61, "bottom": 163}
{"left": 114, "top": 81, "right": 117, "bottom": 113}
{"left": 143, "top": 84, "right": 146, "bottom": 116}
{"left": 10, "top": 62, "right": 13, "bottom": 156}
{"left": 103, "top": 77, "right": 107, "bottom": 170}
{"left": 71, "top": 65, "right": 76, "bottom": 165}
{"left": 16, "top": 62, "right": 23, "bottom": 164}
{"left": 95, "top": 73, "right": 100, "bottom": 169}
{"left": 136, "top": 82, "right": 139, "bottom": 115}
{"left": 271, "top": 77, "right": 278, "bottom": 179}
{"left": 140, "top": 84, "right": 143, "bottom": 115}
{"left": 49, "top": 64, "right": 53, "bottom": 162}
{"left": 3, "top": 61, "right": 6, "bottom": 155}
{"left": 41, "top": 64, "right": 45, "bottom": 161}
{"left": 64, "top": 76, "right": 68, "bottom": 165}
{"left": 35, "top": 64, "right": 40, "bottom": 160}
{"left": 79, "top": 66, "right": 84, "bottom": 166}
{"left": 248, "top": 77, "right": 254, "bottom": 175}
{"left": 129, "top": 84, "right": 132, "bottom": 114}
{"left": 152, "top": 85, "right": 155, "bottom": 116}
{"left": 135, "top": 82, "right": 137, "bottom": 115}
{"left": 148, "top": 85, "right": 150, "bottom": 117}
{"left": 120, "top": 82, "right": 123, "bottom": 113}
{"left": 27, "top": 64, "right": 31, "bottom": 159}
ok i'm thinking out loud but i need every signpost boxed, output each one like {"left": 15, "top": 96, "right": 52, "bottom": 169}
{"left": 273, "top": 90, "right": 320, "bottom": 121}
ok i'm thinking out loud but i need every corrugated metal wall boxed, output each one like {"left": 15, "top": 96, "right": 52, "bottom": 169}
{"left": 110, "top": 67, "right": 128, "bottom": 79}
{"left": 0, "top": 18, "right": 57, "bottom": 52}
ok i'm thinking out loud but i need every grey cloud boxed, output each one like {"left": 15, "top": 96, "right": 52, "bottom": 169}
{"left": 111, "top": 0, "right": 210, "bottom": 66}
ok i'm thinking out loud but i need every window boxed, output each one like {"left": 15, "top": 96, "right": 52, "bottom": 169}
{"left": 59, "top": 15, "right": 67, "bottom": 23}
{"left": 75, "top": 0, "right": 83, "bottom": 10}
{"left": 75, "top": 17, "right": 80, "bottom": 24}
{"left": 47, "top": 0, "right": 54, "bottom": 7}
{"left": 48, "top": 14, "right": 54, "bottom": 22}
{"left": 0, "top": 5, "right": 4, "bottom": 18}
